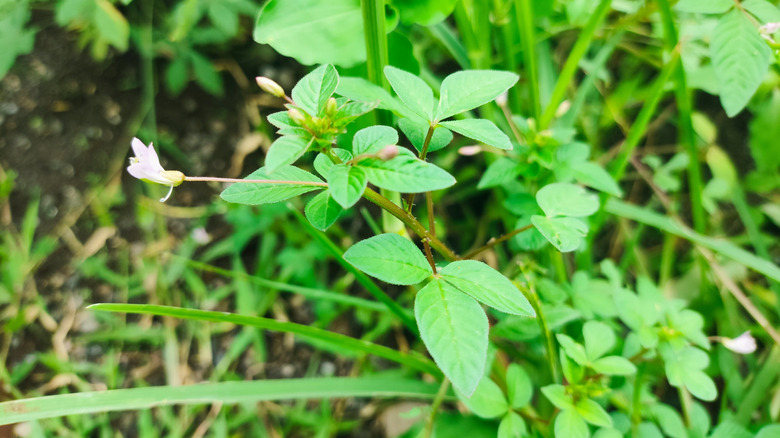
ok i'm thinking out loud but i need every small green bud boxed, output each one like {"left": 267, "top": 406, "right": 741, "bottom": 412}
{"left": 288, "top": 108, "right": 306, "bottom": 125}
{"left": 256, "top": 76, "right": 285, "bottom": 98}
{"left": 325, "top": 97, "right": 338, "bottom": 116}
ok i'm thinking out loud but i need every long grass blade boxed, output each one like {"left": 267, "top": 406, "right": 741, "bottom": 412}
{"left": 0, "top": 377, "right": 442, "bottom": 425}
{"left": 88, "top": 303, "right": 439, "bottom": 376}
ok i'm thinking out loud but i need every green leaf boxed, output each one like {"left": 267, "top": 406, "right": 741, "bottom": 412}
{"left": 358, "top": 150, "right": 456, "bottom": 193}
{"left": 709, "top": 420, "right": 753, "bottom": 438}
{"left": 304, "top": 190, "right": 343, "bottom": 231}
{"left": 711, "top": 9, "right": 771, "bottom": 117}
{"left": 352, "top": 125, "right": 398, "bottom": 155}
{"left": 477, "top": 158, "right": 523, "bottom": 189}
{"left": 756, "top": 425, "right": 780, "bottom": 438}
{"left": 415, "top": 280, "right": 489, "bottom": 396}
{"left": 571, "top": 162, "right": 623, "bottom": 197}
{"left": 743, "top": 0, "right": 780, "bottom": 23}
{"left": 541, "top": 384, "right": 575, "bottom": 411}
{"left": 674, "top": 0, "right": 732, "bottom": 13}
{"left": 436, "top": 70, "right": 519, "bottom": 121}
{"left": 556, "top": 334, "right": 589, "bottom": 366}
{"left": 682, "top": 369, "right": 717, "bottom": 401}
{"left": 456, "top": 376, "right": 509, "bottom": 419}
{"left": 583, "top": 321, "right": 615, "bottom": 361}
{"left": 207, "top": 1, "right": 238, "bottom": 36}
{"left": 220, "top": 166, "right": 324, "bottom": 205}
{"left": 439, "top": 119, "right": 512, "bottom": 150}
{"left": 439, "top": 260, "right": 535, "bottom": 316}
{"left": 327, "top": 164, "right": 367, "bottom": 209}
{"left": 394, "top": 0, "right": 459, "bottom": 26}
{"left": 537, "top": 183, "right": 600, "bottom": 217}
{"left": 190, "top": 51, "right": 223, "bottom": 95}
{"left": 398, "top": 118, "right": 453, "bottom": 153}
{"left": 343, "top": 234, "right": 432, "bottom": 285}
{"left": 576, "top": 398, "right": 613, "bottom": 428}
{"left": 561, "top": 346, "right": 585, "bottom": 384}
{"left": 254, "top": 0, "right": 364, "bottom": 67}
{"left": 314, "top": 149, "right": 353, "bottom": 178}
{"left": 590, "top": 356, "right": 637, "bottom": 375}
{"left": 337, "top": 76, "right": 415, "bottom": 118}
{"left": 649, "top": 403, "right": 687, "bottom": 438}
{"left": 265, "top": 135, "right": 312, "bottom": 173}
{"left": 498, "top": 412, "right": 528, "bottom": 438}
{"left": 637, "top": 423, "right": 664, "bottom": 438}
{"left": 94, "top": 0, "right": 129, "bottom": 51}
{"left": 0, "top": 377, "right": 441, "bottom": 426}
{"left": 531, "top": 216, "right": 588, "bottom": 252}
{"left": 384, "top": 65, "right": 436, "bottom": 121}
{"left": 554, "top": 410, "right": 589, "bottom": 438}
{"left": 267, "top": 111, "right": 296, "bottom": 130}
{"left": 164, "top": 56, "right": 189, "bottom": 96}
{"left": 506, "top": 364, "right": 533, "bottom": 409}
{"left": 291, "top": 64, "right": 339, "bottom": 115}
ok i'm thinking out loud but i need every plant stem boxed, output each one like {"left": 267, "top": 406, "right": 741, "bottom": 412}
{"left": 423, "top": 378, "right": 451, "bottom": 438}
{"left": 184, "top": 176, "right": 327, "bottom": 187}
{"left": 520, "top": 267, "right": 559, "bottom": 383}
{"left": 463, "top": 224, "right": 533, "bottom": 260}
{"left": 538, "top": 0, "right": 612, "bottom": 130}
{"left": 361, "top": 0, "right": 404, "bottom": 236}
{"left": 657, "top": 0, "right": 706, "bottom": 234}
{"left": 363, "top": 188, "right": 458, "bottom": 262}
{"left": 735, "top": 346, "right": 780, "bottom": 425}
{"left": 515, "top": 0, "right": 540, "bottom": 120}
{"left": 610, "top": 51, "right": 680, "bottom": 181}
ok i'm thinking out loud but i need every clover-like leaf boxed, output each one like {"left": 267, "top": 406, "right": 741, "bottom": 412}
{"left": 531, "top": 215, "right": 588, "bottom": 253}
{"left": 537, "top": 183, "right": 600, "bottom": 217}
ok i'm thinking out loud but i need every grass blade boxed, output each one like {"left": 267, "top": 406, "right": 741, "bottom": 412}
{"left": 605, "top": 199, "right": 780, "bottom": 282}
{"left": 88, "top": 303, "right": 439, "bottom": 376}
{"left": 0, "top": 377, "right": 443, "bottom": 425}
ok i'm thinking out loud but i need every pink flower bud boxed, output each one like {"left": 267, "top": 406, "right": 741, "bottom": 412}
{"left": 377, "top": 145, "right": 399, "bottom": 160}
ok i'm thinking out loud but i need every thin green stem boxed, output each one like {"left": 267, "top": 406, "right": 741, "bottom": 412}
{"left": 463, "top": 224, "right": 534, "bottom": 260}
{"left": 361, "top": 0, "right": 403, "bottom": 236}
{"left": 678, "top": 387, "right": 692, "bottom": 427}
{"left": 610, "top": 51, "right": 680, "bottom": 181}
{"left": 423, "top": 378, "right": 451, "bottom": 438}
{"left": 184, "top": 176, "right": 327, "bottom": 187}
{"left": 515, "top": 0, "right": 540, "bottom": 119}
{"left": 735, "top": 346, "right": 780, "bottom": 425}
{"left": 631, "top": 364, "right": 646, "bottom": 426}
{"left": 520, "top": 269, "right": 559, "bottom": 383}
{"left": 140, "top": 0, "right": 156, "bottom": 137}
{"left": 657, "top": 0, "right": 706, "bottom": 234}
{"left": 538, "top": 0, "right": 612, "bottom": 130}
{"left": 363, "top": 188, "right": 458, "bottom": 262}
{"left": 90, "top": 303, "right": 439, "bottom": 376}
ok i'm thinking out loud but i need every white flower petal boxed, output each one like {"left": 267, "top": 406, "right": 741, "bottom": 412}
{"left": 131, "top": 137, "right": 147, "bottom": 156}
{"left": 722, "top": 331, "right": 757, "bottom": 355}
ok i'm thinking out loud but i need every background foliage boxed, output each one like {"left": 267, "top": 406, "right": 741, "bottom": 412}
{"left": 1, "top": 0, "right": 780, "bottom": 437}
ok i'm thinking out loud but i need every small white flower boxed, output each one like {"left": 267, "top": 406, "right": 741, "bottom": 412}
{"left": 721, "top": 331, "right": 757, "bottom": 355}
{"left": 127, "top": 137, "right": 184, "bottom": 202}
{"left": 760, "top": 22, "right": 780, "bottom": 35}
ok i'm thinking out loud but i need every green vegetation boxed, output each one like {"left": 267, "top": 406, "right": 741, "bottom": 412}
{"left": 1, "top": 0, "right": 780, "bottom": 436}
